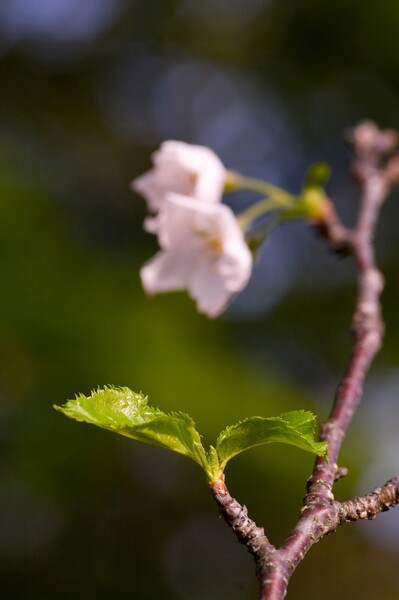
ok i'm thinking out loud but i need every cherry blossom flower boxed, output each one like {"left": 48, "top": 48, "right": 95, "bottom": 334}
{"left": 140, "top": 193, "right": 252, "bottom": 317}
{"left": 132, "top": 141, "right": 226, "bottom": 213}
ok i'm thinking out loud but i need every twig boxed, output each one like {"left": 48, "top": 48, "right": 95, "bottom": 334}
{"left": 211, "top": 122, "right": 399, "bottom": 599}
{"left": 209, "top": 477, "right": 275, "bottom": 582}
{"left": 338, "top": 476, "right": 399, "bottom": 522}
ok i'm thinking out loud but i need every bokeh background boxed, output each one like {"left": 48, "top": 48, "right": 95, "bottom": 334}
{"left": 1, "top": 1, "right": 399, "bottom": 598}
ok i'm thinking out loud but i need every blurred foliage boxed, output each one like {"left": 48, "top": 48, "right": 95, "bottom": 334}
{"left": 1, "top": 1, "right": 399, "bottom": 599}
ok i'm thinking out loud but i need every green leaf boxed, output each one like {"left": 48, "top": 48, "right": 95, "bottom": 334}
{"left": 216, "top": 410, "right": 328, "bottom": 471}
{"left": 206, "top": 445, "right": 220, "bottom": 480}
{"left": 305, "top": 162, "right": 331, "bottom": 188}
{"left": 54, "top": 386, "right": 211, "bottom": 476}
{"left": 55, "top": 391, "right": 327, "bottom": 483}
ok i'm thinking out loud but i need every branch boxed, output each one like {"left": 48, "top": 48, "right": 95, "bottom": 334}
{"left": 209, "top": 477, "right": 275, "bottom": 581}
{"left": 260, "top": 121, "right": 399, "bottom": 598}
{"left": 339, "top": 476, "right": 399, "bottom": 522}
{"left": 210, "top": 122, "right": 399, "bottom": 600}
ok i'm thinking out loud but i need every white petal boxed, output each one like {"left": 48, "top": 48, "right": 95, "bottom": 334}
{"left": 140, "top": 193, "right": 253, "bottom": 317}
{"left": 155, "top": 192, "right": 233, "bottom": 250}
{"left": 159, "top": 192, "right": 230, "bottom": 240}
{"left": 155, "top": 194, "right": 202, "bottom": 250}
{"left": 217, "top": 235, "right": 253, "bottom": 292}
{"left": 132, "top": 141, "right": 226, "bottom": 212}
{"left": 140, "top": 250, "right": 195, "bottom": 294}
{"left": 143, "top": 214, "right": 160, "bottom": 234}
{"left": 158, "top": 141, "right": 226, "bottom": 203}
{"left": 131, "top": 171, "right": 163, "bottom": 213}
{"left": 188, "top": 261, "right": 234, "bottom": 317}
{"left": 217, "top": 249, "right": 252, "bottom": 291}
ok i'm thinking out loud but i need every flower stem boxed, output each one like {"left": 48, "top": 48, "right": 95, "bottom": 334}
{"left": 237, "top": 198, "right": 288, "bottom": 230}
{"left": 225, "top": 172, "right": 296, "bottom": 206}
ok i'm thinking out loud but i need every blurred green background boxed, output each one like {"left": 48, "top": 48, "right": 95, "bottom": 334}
{"left": 1, "top": 1, "right": 399, "bottom": 598}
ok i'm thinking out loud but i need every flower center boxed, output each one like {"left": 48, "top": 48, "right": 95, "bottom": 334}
{"left": 192, "top": 227, "right": 223, "bottom": 256}
{"left": 187, "top": 171, "right": 198, "bottom": 189}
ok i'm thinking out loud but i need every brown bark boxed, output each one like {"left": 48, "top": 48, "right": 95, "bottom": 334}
{"left": 211, "top": 122, "right": 399, "bottom": 599}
